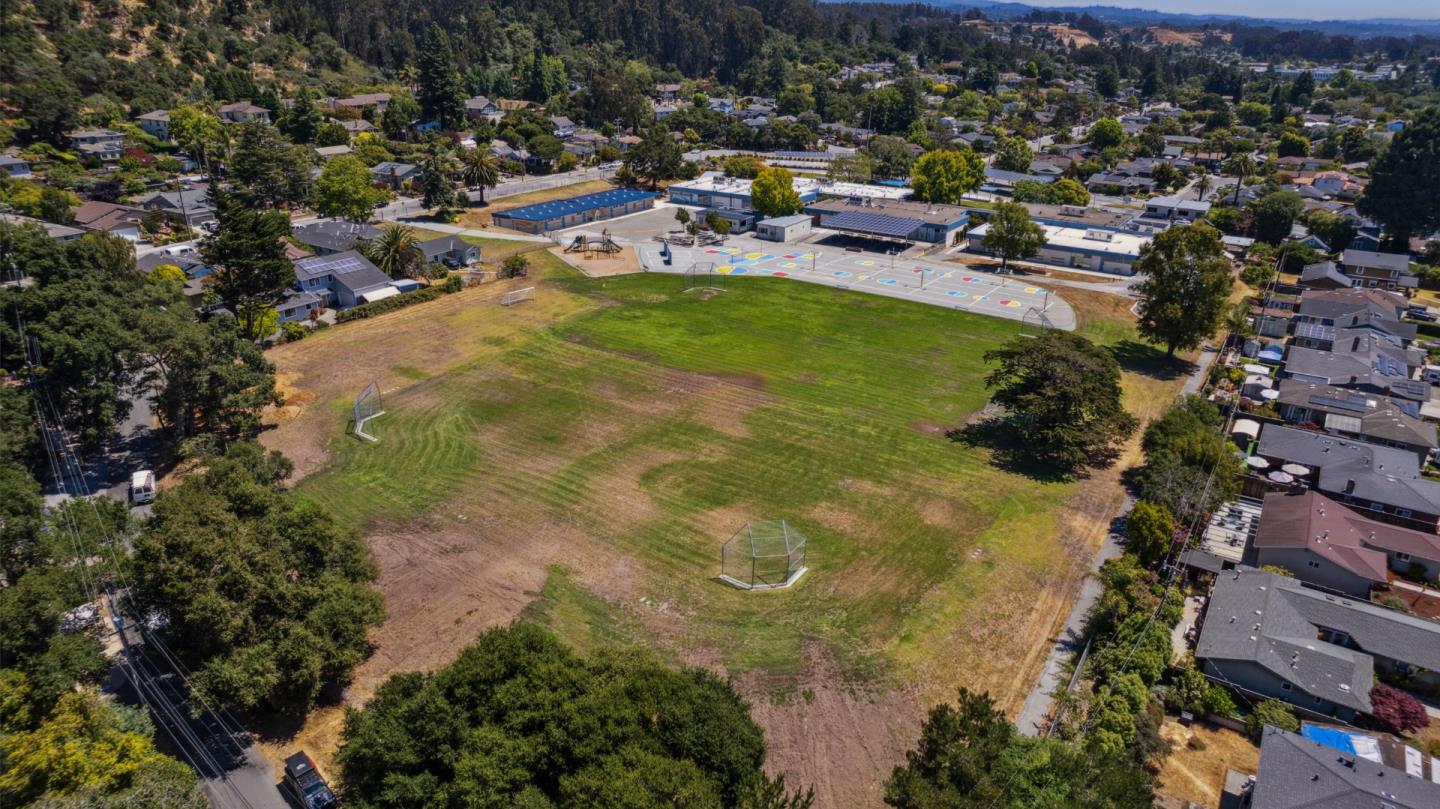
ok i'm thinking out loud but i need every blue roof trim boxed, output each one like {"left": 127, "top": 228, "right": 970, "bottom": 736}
{"left": 495, "top": 188, "right": 658, "bottom": 222}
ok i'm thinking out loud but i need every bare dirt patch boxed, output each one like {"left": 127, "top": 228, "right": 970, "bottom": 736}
{"left": 910, "top": 418, "right": 947, "bottom": 437}
{"left": 1156, "top": 720, "right": 1259, "bottom": 807}
{"left": 549, "top": 245, "right": 644, "bottom": 277}
{"left": 745, "top": 648, "right": 922, "bottom": 809}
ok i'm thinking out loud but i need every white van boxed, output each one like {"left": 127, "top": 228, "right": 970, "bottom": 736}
{"left": 129, "top": 470, "right": 156, "bottom": 505}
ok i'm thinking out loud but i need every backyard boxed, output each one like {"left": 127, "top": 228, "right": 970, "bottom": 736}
{"left": 259, "top": 254, "right": 1185, "bottom": 806}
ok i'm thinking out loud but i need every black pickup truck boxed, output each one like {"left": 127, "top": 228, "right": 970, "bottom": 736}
{"left": 283, "top": 752, "right": 338, "bottom": 809}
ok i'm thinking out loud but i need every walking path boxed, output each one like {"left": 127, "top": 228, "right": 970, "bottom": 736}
{"left": 1015, "top": 348, "right": 1218, "bottom": 736}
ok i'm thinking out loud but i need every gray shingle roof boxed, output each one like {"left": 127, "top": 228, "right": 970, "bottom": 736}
{"left": 1250, "top": 727, "right": 1440, "bottom": 809}
{"left": 291, "top": 221, "right": 380, "bottom": 253}
{"left": 292, "top": 250, "right": 391, "bottom": 293}
{"left": 1199, "top": 569, "right": 1440, "bottom": 714}
{"left": 1256, "top": 424, "right": 1440, "bottom": 515}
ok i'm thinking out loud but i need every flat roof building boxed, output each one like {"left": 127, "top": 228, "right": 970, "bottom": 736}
{"left": 491, "top": 188, "right": 658, "bottom": 234}
{"left": 805, "top": 197, "right": 969, "bottom": 244}
{"left": 966, "top": 220, "right": 1149, "bottom": 276}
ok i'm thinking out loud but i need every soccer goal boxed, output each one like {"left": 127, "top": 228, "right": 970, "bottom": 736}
{"left": 719, "top": 520, "right": 808, "bottom": 590}
{"left": 682, "top": 261, "right": 724, "bottom": 293}
{"left": 353, "top": 381, "right": 385, "bottom": 442}
{"left": 1019, "top": 305, "right": 1055, "bottom": 338}
{"left": 500, "top": 286, "right": 536, "bottom": 306}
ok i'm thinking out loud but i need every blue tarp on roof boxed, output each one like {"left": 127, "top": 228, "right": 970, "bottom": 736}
{"left": 495, "top": 188, "right": 657, "bottom": 222}
{"left": 1301, "top": 724, "right": 1357, "bottom": 755}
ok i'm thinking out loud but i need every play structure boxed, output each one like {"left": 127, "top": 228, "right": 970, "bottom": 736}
{"left": 564, "top": 231, "right": 622, "bottom": 258}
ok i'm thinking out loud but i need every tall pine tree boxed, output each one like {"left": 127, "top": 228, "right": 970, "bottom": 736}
{"left": 417, "top": 24, "right": 466, "bottom": 130}
{"left": 199, "top": 183, "right": 295, "bottom": 339}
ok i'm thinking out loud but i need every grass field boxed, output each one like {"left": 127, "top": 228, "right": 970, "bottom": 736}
{"left": 263, "top": 253, "right": 1185, "bottom": 805}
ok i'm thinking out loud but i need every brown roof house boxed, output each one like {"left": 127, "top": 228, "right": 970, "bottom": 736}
{"left": 1246, "top": 490, "right": 1440, "bottom": 597}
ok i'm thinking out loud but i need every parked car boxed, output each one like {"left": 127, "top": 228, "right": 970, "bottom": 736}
{"left": 129, "top": 470, "right": 155, "bottom": 505}
{"left": 283, "top": 752, "right": 337, "bottom": 809}
{"left": 1408, "top": 310, "right": 1437, "bottom": 322}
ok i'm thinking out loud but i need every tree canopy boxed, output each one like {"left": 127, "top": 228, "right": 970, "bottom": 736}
{"left": 750, "top": 166, "right": 803, "bottom": 218}
{"left": 1358, "top": 105, "right": 1440, "bottom": 248}
{"left": 982, "top": 330, "right": 1137, "bottom": 473}
{"left": 338, "top": 623, "right": 809, "bottom": 809}
{"left": 885, "top": 688, "right": 1154, "bottom": 809}
{"left": 314, "top": 155, "right": 389, "bottom": 222}
{"left": 982, "top": 202, "right": 1046, "bottom": 271}
{"left": 1133, "top": 223, "right": 1235, "bottom": 357}
{"left": 130, "top": 442, "right": 384, "bottom": 712}
{"left": 909, "top": 147, "right": 983, "bottom": 205}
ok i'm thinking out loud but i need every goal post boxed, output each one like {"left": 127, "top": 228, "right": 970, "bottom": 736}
{"left": 353, "top": 381, "right": 384, "bottom": 442}
{"left": 500, "top": 286, "right": 536, "bottom": 306}
{"left": 681, "top": 261, "right": 723, "bottom": 293}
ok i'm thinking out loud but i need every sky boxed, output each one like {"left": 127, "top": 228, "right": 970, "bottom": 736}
{"left": 1011, "top": 0, "right": 1438, "bottom": 20}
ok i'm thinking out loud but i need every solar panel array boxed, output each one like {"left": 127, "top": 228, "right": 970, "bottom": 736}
{"left": 1293, "top": 322, "right": 1334, "bottom": 342}
{"left": 496, "top": 188, "right": 658, "bottom": 222}
{"left": 324, "top": 256, "right": 368, "bottom": 275}
{"left": 1309, "top": 393, "right": 1368, "bottom": 414}
{"left": 823, "top": 211, "right": 925, "bottom": 239}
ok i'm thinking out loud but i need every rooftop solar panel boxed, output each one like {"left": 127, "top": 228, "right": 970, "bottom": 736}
{"left": 496, "top": 188, "right": 658, "bottom": 222}
{"left": 1309, "top": 394, "right": 1368, "bottom": 414}
{"left": 1294, "top": 322, "right": 1334, "bottom": 341}
{"left": 823, "top": 211, "right": 925, "bottom": 239}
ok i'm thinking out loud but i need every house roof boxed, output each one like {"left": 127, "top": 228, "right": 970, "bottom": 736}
{"left": 71, "top": 200, "right": 147, "bottom": 228}
{"left": 1254, "top": 491, "right": 1410, "bottom": 582}
{"left": 136, "top": 110, "right": 170, "bottom": 122}
{"left": 1200, "top": 569, "right": 1440, "bottom": 713}
{"left": 1342, "top": 248, "right": 1410, "bottom": 273}
{"left": 217, "top": 101, "right": 269, "bottom": 114}
{"left": 370, "top": 162, "right": 417, "bottom": 176}
{"left": 1282, "top": 335, "right": 1419, "bottom": 392}
{"left": 417, "top": 235, "right": 472, "bottom": 258}
{"left": 291, "top": 221, "right": 380, "bottom": 254}
{"left": 134, "top": 188, "right": 213, "bottom": 212}
{"left": 1299, "top": 260, "right": 1349, "bottom": 288}
{"left": 1250, "top": 727, "right": 1440, "bottom": 809}
{"left": 1255, "top": 424, "right": 1440, "bottom": 515}
{"left": 292, "top": 250, "right": 391, "bottom": 293}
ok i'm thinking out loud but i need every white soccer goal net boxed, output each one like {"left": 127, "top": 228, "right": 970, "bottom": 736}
{"left": 353, "top": 381, "right": 385, "bottom": 442}
{"left": 500, "top": 286, "right": 536, "bottom": 306}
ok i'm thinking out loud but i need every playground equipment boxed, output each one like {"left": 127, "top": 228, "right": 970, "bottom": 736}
{"left": 564, "top": 231, "right": 622, "bottom": 258}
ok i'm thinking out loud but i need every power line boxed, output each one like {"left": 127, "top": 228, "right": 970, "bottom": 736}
{"left": 16, "top": 312, "right": 257, "bottom": 809}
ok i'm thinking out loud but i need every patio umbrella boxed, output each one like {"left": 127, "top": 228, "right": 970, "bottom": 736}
{"left": 1281, "top": 463, "right": 1310, "bottom": 476}
{"left": 1267, "top": 471, "right": 1295, "bottom": 484}
{"left": 1245, "top": 456, "right": 1271, "bottom": 470}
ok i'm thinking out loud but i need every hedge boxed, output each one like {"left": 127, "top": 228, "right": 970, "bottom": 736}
{"left": 336, "top": 286, "right": 446, "bottom": 322}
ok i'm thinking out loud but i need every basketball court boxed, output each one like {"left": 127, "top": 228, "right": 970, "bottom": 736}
{"left": 638, "top": 237, "right": 1075, "bottom": 330}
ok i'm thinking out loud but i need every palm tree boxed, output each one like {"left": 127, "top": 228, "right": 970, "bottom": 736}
{"left": 461, "top": 149, "right": 501, "bottom": 205}
{"left": 1194, "top": 172, "right": 1211, "bottom": 202}
{"left": 1224, "top": 153, "right": 1256, "bottom": 207}
{"left": 360, "top": 223, "right": 422, "bottom": 278}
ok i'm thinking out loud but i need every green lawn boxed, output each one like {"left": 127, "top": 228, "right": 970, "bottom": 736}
{"left": 296, "top": 265, "right": 1157, "bottom": 694}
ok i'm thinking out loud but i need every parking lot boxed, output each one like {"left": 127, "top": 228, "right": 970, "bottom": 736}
{"left": 568, "top": 207, "right": 1075, "bottom": 330}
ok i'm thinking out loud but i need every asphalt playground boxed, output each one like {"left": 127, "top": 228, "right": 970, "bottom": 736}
{"left": 633, "top": 235, "right": 1077, "bottom": 330}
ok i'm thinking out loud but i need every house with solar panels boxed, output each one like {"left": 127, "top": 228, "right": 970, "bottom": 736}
{"left": 490, "top": 188, "right": 659, "bottom": 234}
{"left": 292, "top": 250, "right": 398, "bottom": 312}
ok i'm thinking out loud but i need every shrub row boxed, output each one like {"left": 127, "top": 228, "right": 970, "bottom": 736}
{"left": 335, "top": 285, "right": 447, "bottom": 322}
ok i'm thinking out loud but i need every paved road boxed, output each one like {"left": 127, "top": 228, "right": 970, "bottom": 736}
{"left": 40, "top": 387, "right": 285, "bottom": 809}
{"left": 1014, "top": 502, "right": 1129, "bottom": 736}
{"left": 487, "top": 164, "right": 620, "bottom": 200}
{"left": 632, "top": 232, "right": 1078, "bottom": 330}
{"left": 396, "top": 219, "right": 550, "bottom": 243}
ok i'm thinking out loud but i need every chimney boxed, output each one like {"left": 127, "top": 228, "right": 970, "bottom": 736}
{"left": 1345, "top": 479, "right": 1355, "bottom": 494}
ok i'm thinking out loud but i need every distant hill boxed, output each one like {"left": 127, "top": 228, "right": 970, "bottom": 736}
{"left": 826, "top": 0, "right": 1440, "bottom": 37}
